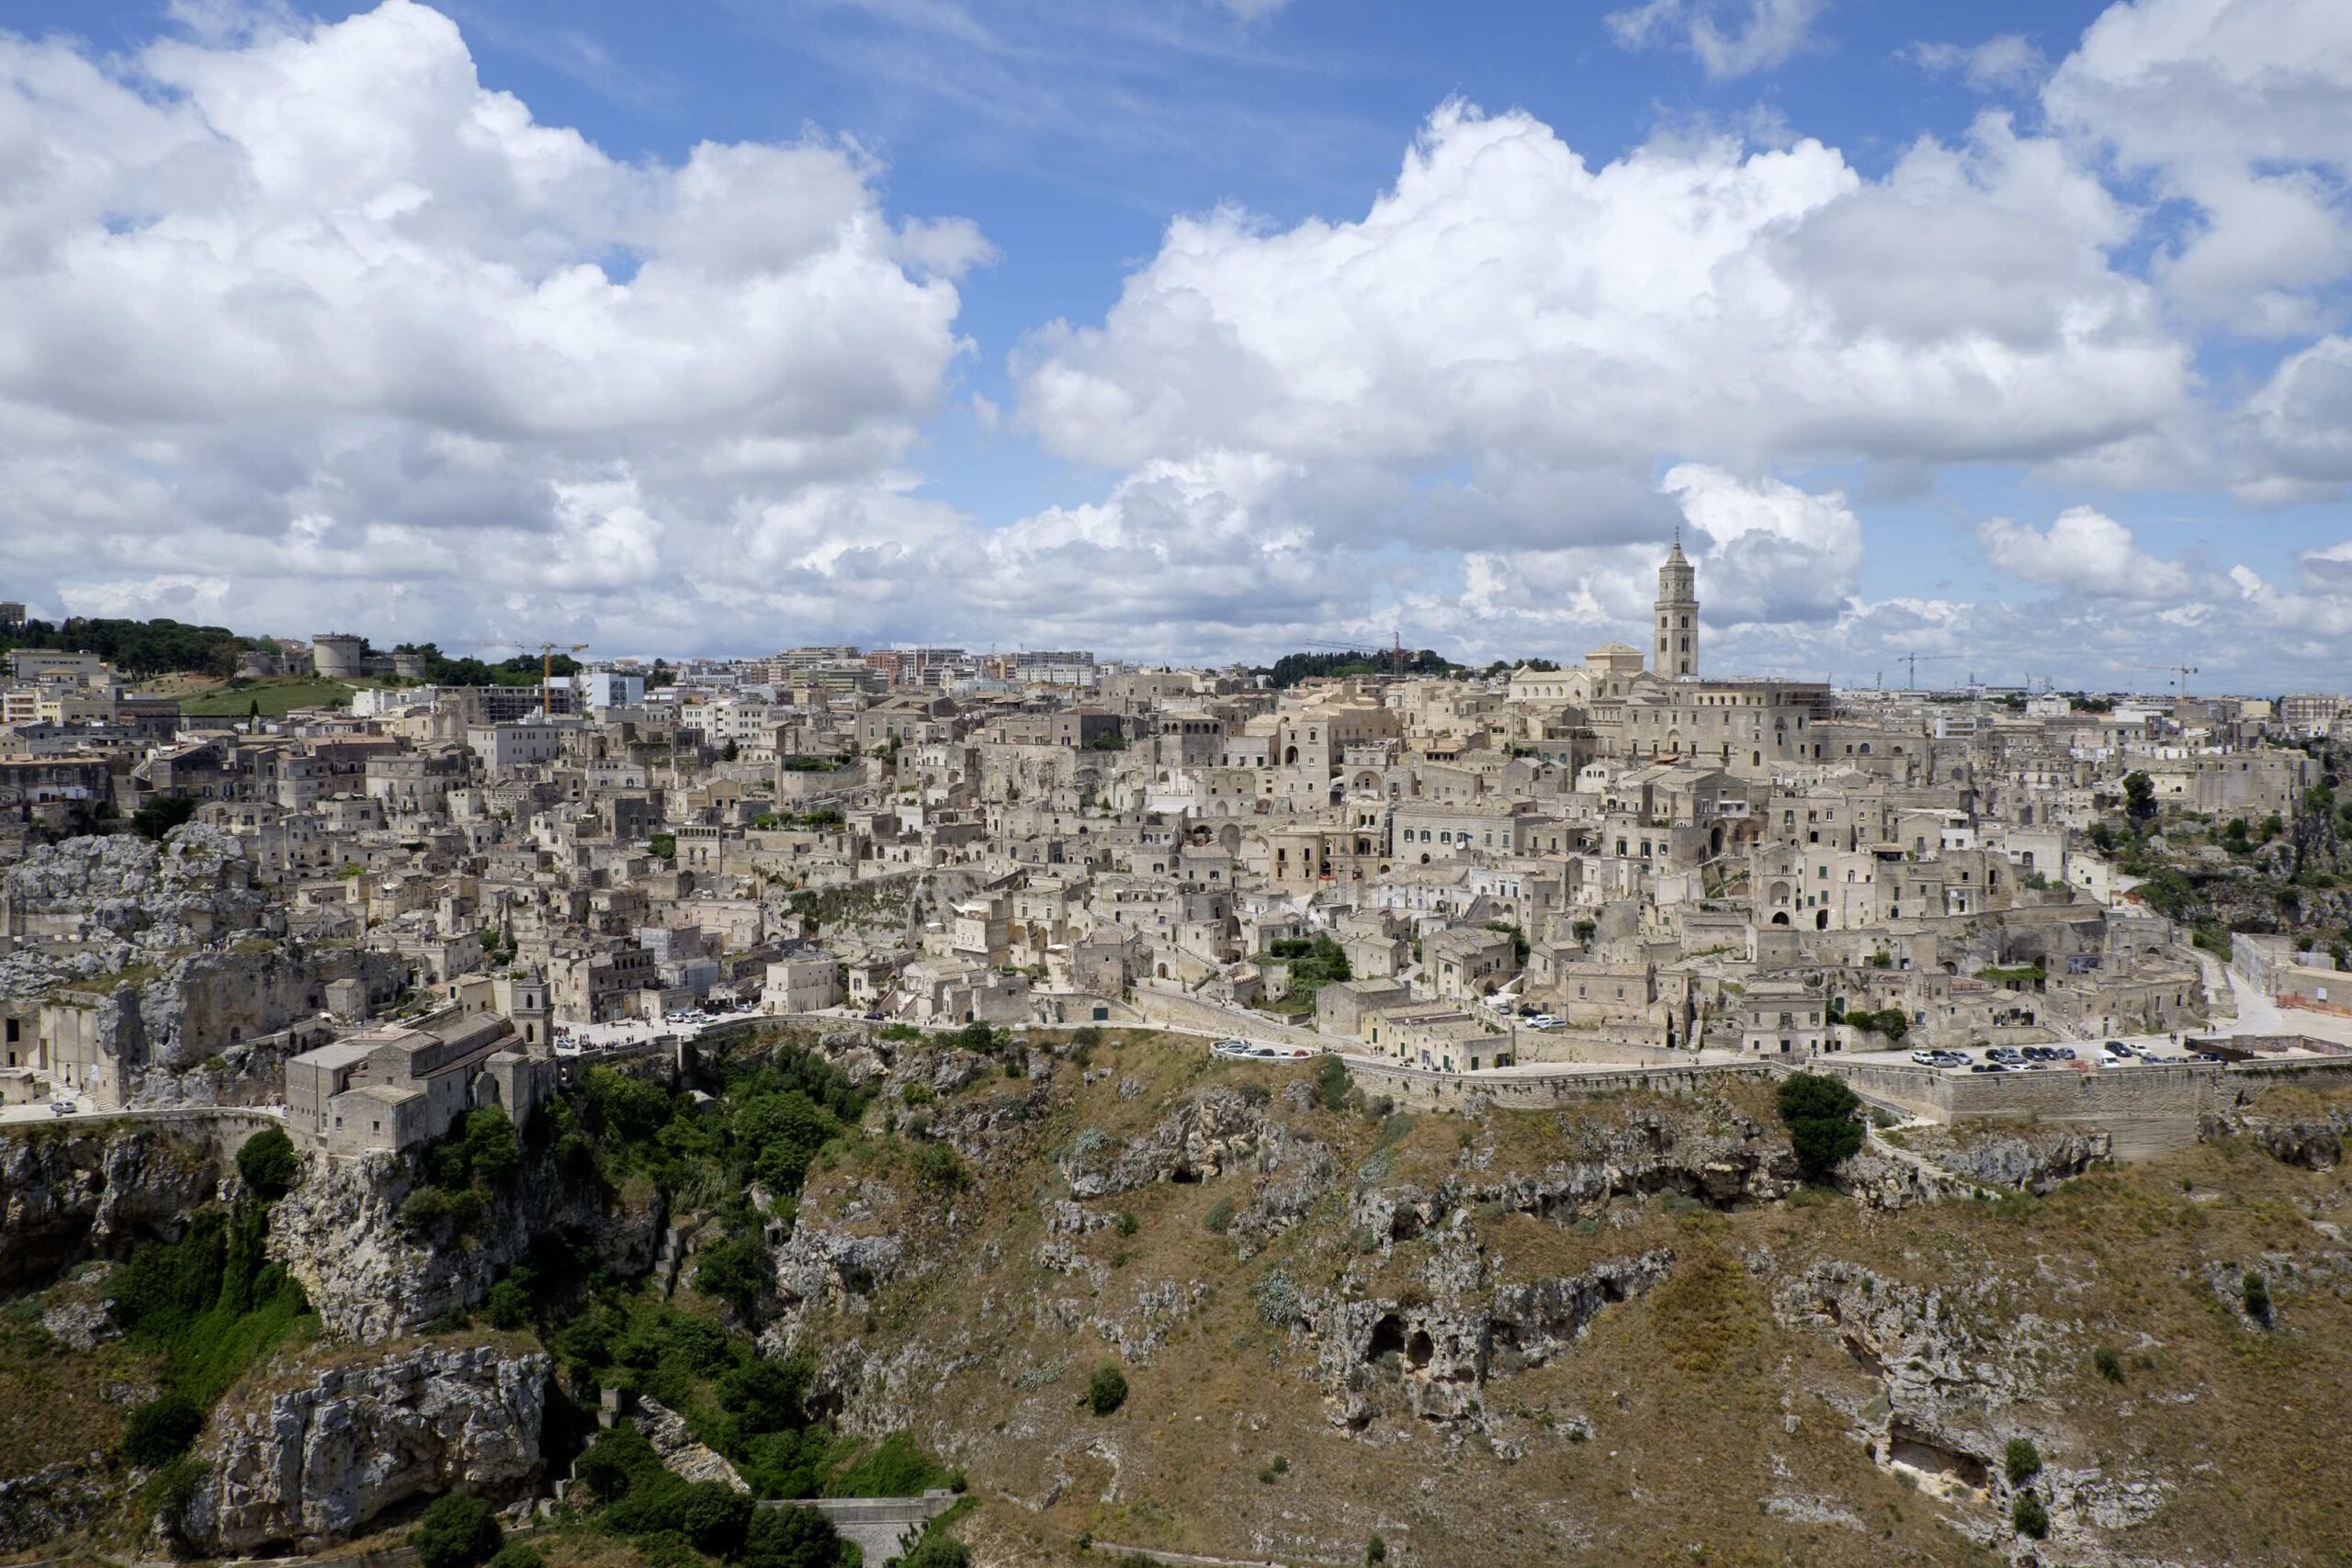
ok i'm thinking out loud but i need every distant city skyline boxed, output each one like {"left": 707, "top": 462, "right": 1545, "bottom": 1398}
{"left": 5, "top": 1, "right": 2352, "bottom": 686}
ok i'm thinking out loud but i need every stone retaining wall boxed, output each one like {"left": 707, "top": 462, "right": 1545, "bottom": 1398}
{"left": 1819, "top": 1059, "right": 2224, "bottom": 1158}
{"left": 1340, "top": 1056, "right": 1778, "bottom": 1112}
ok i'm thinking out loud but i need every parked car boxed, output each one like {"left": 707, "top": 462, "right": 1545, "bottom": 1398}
{"left": 1934, "top": 1051, "right": 1969, "bottom": 1067}
{"left": 1987, "top": 1047, "right": 2027, "bottom": 1065}
{"left": 2105, "top": 1040, "right": 2137, "bottom": 1056}
{"left": 1212, "top": 1038, "right": 1252, "bottom": 1057}
{"left": 49, "top": 1100, "right": 74, "bottom": 1117}
{"left": 1909, "top": 1049, "right": 1940, "bottom": 1066}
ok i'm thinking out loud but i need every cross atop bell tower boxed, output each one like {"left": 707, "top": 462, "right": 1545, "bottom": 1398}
{"left": 1655, "top": 534, "right": 1698, "bottom": 680}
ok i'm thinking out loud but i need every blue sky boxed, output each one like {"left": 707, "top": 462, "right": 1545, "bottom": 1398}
{"left": 3, "top": 0, "right": 2350, "bottom": 687}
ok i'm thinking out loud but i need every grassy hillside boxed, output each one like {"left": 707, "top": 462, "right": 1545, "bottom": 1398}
{"left": 172, "top": 675, "right": 359, "bottom": 716}
{"left": 772, "top": 1034, "right": 2352, "bottom": 1568}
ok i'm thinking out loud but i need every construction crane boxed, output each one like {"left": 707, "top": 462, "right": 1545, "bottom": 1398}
{"left": 484, "top": 640, "right": 591, "bottom": 717}
{"left": 1882, "top": 652, "right": 1961, "bottom": 691}
{"left": 2131, "top": 662, "right": 2199, "bottom": 701}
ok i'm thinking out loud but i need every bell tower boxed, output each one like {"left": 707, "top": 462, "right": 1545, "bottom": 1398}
{"left": 1655, "top": 532, "right": 1698, "bottom": 680}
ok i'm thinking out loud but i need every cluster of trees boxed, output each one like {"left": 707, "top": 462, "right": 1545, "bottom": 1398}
{"left": 390, "top": 642, "right": 582, "bottom": 688}
{"left": 1262, "top": 935, "right": 1351, "bottom": 1009}
{"left": 0, "top": 615, "right": 275, "bottom": 677}
{"left": 1255, "top": 648, "right": 1461, "bottom": 687}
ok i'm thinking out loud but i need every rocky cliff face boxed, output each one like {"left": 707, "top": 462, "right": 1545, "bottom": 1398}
{"left": 2202, "top": 1096, "right": 2352, "bottom": 1169}
{"left": 0, "top": 1122, "right": 227, "bottom": 1288}
{"left": 272, "top": 1146, "right": 662, "bottom": 1342}
{"left": 0, "top": 827, "right": 266, "bottom": 982}
{"left": 181, "top": 1341, "right": 549, "bottom": 1553}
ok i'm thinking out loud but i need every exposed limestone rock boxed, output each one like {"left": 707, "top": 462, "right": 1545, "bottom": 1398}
{"left": 0, "top": 1461, "right": 113, "bottom": 1552}
{"left": 636, "top": 1396, "right": 746, "bottom": 1489}
{"left": 1310, "top": 1241, "right": 1676, "bottom": 1430}
{"left": 1059, "top": 1087, "right": 1266, "bottom": 1198}
{"left": 771, "top": 1223, "right": 905, "bottom": 1321}
{"left": 2202, "top": 1101, "right": 2352, "bottom": 1169}
{"left": 1351, "top": 1114, "right": 1796, "bottom": 1250}
{"left": 270, "top": 1148, "right": 662, "bottom": 1342}
{"left": 1902, "top": 1125, "right": 2113, "bottom": 1191}
{"left": 0, "top": 1122, "right": 226, "bottom": 1288}
{"left": 183, "top": 1342, "right": 548, "bottom": 1553}
{"left": 1229, "top": 1125, "right": 1333, "bottom": 1247}
{"left": 1771, "top": 1259, "right": 2074, "bottom": 1504}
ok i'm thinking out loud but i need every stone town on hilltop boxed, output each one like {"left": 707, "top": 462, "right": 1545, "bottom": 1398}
{"left": 1, "top": 545, "right": 2346, "bottom": 1157}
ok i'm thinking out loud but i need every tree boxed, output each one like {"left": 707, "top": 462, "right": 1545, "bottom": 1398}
{"left": 681, "top": 1480, "right": 752, "bottom": 1557}
{"left": 130, "top": 795, "right": 198, "bottom": 841}
{"left": 412, "top": 1494, "right": 502, "bottom": 1568}
{"left": 741, "top": 1503, "right": 843, "bottom": 1568}
{"left": 2122, "top": 770, "right": 2156, "bottom": 827}
{"left": 899, "top": 1536, "right": 973, "bottom": 1568}
{"left": 2003, "top": 1438, "right": 2041, "bottom": 1486}
{"left": 122, "top": 1394, "right": 204, "bottom": 1467}
{"left": 1085, "top": 1362, "right": 1128, "bottom": 1416}
{"left": 235, "top": 1126, "right": 300, "bottom": 1200}
{"left": 2010, "top": 1490, "right": 2050, "bottom": 1540}
{"left": 1776, "top": 1072, "right": 1863, "bottom": 1180}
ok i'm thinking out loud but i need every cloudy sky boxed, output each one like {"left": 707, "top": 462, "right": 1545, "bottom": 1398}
{"left": 4, "top": 0, "right": 2350, "bottom": 690}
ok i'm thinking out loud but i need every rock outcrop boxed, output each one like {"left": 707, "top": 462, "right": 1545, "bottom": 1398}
{"left": 0, "top": 1461, "right": 115, "bottom": 1553}
{"left": 1891, "top": 1125, "right": 2113, "bottom": 1193}
{"left": 2202, "top": 1099, "right": 2352, "bottom": 1169}
{"left": 1310, "top": 1222, "right": 1676, "bottom": 1430}
{"left": 270, "top": 1148, "right": 662, "bottom": 1342}
{"left": 182, "top": 1341, "right": 549, "bottom": 1553}
{"left": 0, "top": 1122, "right": 228, "bottom": 1288}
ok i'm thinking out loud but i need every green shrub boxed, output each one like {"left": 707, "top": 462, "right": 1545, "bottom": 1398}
{"left": 741, "top": 1503, "right": 844, "bottom": 1568}
{"left": 2093, "top": 1345, "right": 2124, "bottom": 1382}
{"left": 1085, "top": 1362, "right": 1128, "bottom": 1416}
{"left": 1315, "top": 1055, "right": 1351, "bottom": 1111}
{"left": 1115, "top": 1210, "right": 1139, "bottom": 1236}
{"left": 485, "top": 1273, "right": 535, "bottom": 1331}
{"left": 1366, "top": 1537, "right": 1388, "bottom": 1564}
{"left": 1202, "top": 1196, "right": 1235, "bottom": 1235}
{"left": 235, "top": 1127, "right": 300, "bottom": 1199}
{"left": 122, "top": 1394, "right": 204, "bottom": 1468}
{"left": 827, "top": 1430, "right": 953, "bottom": 1496}
{"left": 694, "top": 1232, "right": 774, "bottom": 1317}
{"left": 141, "top": 1453, "right": 205, "bottom": 1537}
{"left": 485, "top": 1546, "right": 545, "bottom": 1568}
{"left": 1776, "top": 1072, "right": 1863, "bottom": 1180}
{"left": 413, "top": 1493, "right": 503, "bottom": 1568}
{"left": 2003, "top": 1438, "right": 2041, "bottom": 1486}
{"left": 681, "top": 1480, "right": 752, "bottom": 1556}
{"left": 572, "top": 1423, "right": 662, "bottom": 1502}
{"left": 2243, "top": 1269, "right": 2272, "bottom": 1323}
{"left": 2010, "top": 1490, "right": 2049, "bottom": 1540}
{"left": 914, "top": 1138, "right": 967, "bottom": 1192}
{"left": 898, "top": 1534, "right": 972, "bottom": 1568}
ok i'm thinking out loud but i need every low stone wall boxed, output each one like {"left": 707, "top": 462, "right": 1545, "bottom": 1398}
{"left": 1819, "top": 1059, "right": 2223, "bottom": 1159}
{"left": 1130, "top": 987, "right": 1328, "bottom": 1050}
{"left": 45, "top": 1104, "right": 286, "bottom": 1161}
{"left": 2225, "top": 1056, "right": 2352, "bottom": 1091}
{"left": 766, "top": 1491, "right": 959, "bottom": 1562}
{"left": 1340, "top": 1056, "right": 1777, "bottom": 1113}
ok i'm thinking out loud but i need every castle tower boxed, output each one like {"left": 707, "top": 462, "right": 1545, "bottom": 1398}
{"left": 1655, "top": 534, "right": 1699, "bottom": 680}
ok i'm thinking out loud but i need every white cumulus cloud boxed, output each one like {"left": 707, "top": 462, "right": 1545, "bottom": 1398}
{"left": 1976, "top": 506, "right": 2193, "bottom": 599}
{"left": 0, "top": 0, "right": 979, "bottom": 649}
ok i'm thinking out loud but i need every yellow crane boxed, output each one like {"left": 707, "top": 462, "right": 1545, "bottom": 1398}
{"left": 484, "top": 640, "right": 590, "bottom": 717}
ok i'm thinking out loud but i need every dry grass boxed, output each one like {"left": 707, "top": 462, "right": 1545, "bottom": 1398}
{"left": 778, "top": 1034, "right": 2352, "bottom": 1567}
